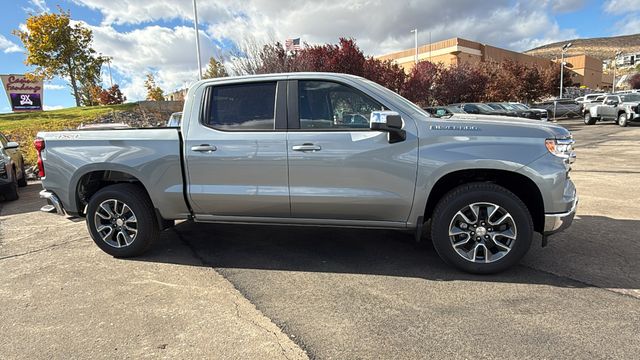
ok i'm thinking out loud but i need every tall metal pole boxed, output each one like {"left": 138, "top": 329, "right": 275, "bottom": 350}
{"left": 559, "top": 51, "right": 565, "bottom": 99}
{"left": 410, "top": 29, "right": 418, "bottom": 65}
{"left": 106, "top": 57, "right": 113, "bottom": 87}
{"left": 613, "top": 50, "right": 621, "bottom": 93}
{"left": 192, "top": 0, "right": 203, "bottom": 80}
{"left": 429, "top": 31, "right": 432, "bottom": 62}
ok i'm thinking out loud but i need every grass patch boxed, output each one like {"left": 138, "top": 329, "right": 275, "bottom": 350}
{"left": 0, "top": 103, "right": 137, "bottom": 165}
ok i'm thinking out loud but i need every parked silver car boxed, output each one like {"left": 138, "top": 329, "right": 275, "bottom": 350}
{"left": 0, "top": 132, "right": 27, "bottom": 200}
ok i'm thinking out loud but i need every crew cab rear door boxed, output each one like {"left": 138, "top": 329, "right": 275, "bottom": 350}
{"left": 184, "top": 79, "right": 291, "bottom": 218}
{"left": 285, "top": 79, "right": 418, "bottom": 223}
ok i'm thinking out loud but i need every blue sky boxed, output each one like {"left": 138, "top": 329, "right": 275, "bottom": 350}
{"left": 1, "top": 0, "right": 639, "bottom": 113}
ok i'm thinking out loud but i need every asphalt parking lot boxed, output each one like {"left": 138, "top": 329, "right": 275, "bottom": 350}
{"left": 1, "top": 119, "right": 639, "bottom": 359}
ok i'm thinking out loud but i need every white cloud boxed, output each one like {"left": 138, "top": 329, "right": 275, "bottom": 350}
{"left": 81, "top": 22, "right": 220, "bottom": 100}
{"left": 44, "top": 105, "right": 64, "bottom": 111}
{"left": 604, "top": 0, "right": 640, "bottom": 14}
{"left": 613, "top": 16, "right": 640, "bottom": 35}
{"left": 23, "top": 0, "right": 50, "bottom": 14}
{"left": 0, "top": 35, "right": 21, "bottom": 53}
{"left": 66, "top": 0, "right": 586, "bottom": 100}
{"left": 548, "top": 0, "right": 586, "bottom": 12}
{"left": 71, "top": 0, "right": 232, "bottom": 25}
{"left": 44, "top": 84, "right": 66, "bottom": 90}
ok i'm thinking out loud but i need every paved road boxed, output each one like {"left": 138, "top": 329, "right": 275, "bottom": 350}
{"left": 175, "top": 119, "right": 640, "bottom": 359}
{"left": 1, "top": 119, "right": 639, "bottom": 359}
{"left": 0, "top": 186, "right": 306, "bottom": 359}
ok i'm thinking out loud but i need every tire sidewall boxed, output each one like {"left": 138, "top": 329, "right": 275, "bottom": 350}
{"left": 431, "top": 186, "right": 533, "bottom": 274}
{"left": 86, "top": 185, "right": 156, "bottom": 257}
{"left": 618, "top": 113, "right": 628, "bottom": 127}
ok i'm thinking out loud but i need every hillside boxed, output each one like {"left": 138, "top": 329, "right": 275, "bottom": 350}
{"left": 0, "top": 102, "right": 177, "bottom": 165}
{"left": 525, "top": 33, "right": 640, "bottom": 62}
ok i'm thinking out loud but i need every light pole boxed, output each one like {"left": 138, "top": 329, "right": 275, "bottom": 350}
{"left": 99, "top": 53, "right": 113, "bottom": 87}
{"left": 410, "top": 29, "right": 418, "bottom": 65}
{"left": 613, "top": 50, "right": 622, "bottom": 93}
{"left": 559, "top": 42, "right": 572, "bottom": 99}
{"left": 192, "top": 0, "right": 203, "bottom": 80}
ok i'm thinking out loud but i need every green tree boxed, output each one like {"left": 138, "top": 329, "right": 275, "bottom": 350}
{"left": 77, "top": 56, "right": 105, "bottom": 106}
{"left": 14, "top": 8, "right": 103, "bottom": 107}
{"left": 203, "top": 56, "right": 228, "bottom": 79}
{"left": 144, "top": 73, "right": 164, "bottom": 101}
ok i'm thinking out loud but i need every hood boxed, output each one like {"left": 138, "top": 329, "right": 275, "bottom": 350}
{"left": 435, "top": 113, "right": 571, "bottom": 139}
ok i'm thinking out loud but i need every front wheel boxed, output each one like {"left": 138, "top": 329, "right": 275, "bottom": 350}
{"left": 584, "top": 112, "right": 596, "bottom": 125}
{"left": 618, "top": 113, "right": 628, "bottom": 127}
{"left": 430, "top": 183, "right": 533, "bottom": 274}
{"left": 86, "top": 183, "right": 159, "bottom": 257}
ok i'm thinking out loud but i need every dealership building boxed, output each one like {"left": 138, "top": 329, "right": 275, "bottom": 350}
{"left": 377, "top": 37, "right": 613, "bottom": 90}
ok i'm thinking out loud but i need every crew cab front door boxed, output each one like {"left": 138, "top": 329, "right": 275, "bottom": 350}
{"left": 185, "top": 80, "right": 291, "bottom": 218}
{"left": 285, "top": 79, "right": 418, "bottom": 223}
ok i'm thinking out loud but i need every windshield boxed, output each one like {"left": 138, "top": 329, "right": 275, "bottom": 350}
{"left": 500, "top": 103, "right": 517, "bottom": 110}
{"left": 512, "top": 103, "right": 528, "bottom": 110}
{"left": 621, "top": 94, "right": 640, "bottom": 102}
{"left": 487, "top": 103, "right": 503, "bottom": 110}
{"left": 446, "top": 106, "right": 464, "bottom": 113}
{"left": 476, "top": 103, "right": 496, "bottom": 111}
{"left": 361, "top": 78, "right": 429, "bottom": 116}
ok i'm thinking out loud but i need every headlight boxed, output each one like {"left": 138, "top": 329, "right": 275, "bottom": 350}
{"left": 545, "top": 136, "right": 576, "bottom": 164}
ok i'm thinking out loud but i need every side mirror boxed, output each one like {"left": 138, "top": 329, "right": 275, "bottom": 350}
{"left": 370, "top": 111, "right": 406, "bottom": 143}
{"left": 4, "top": 141, "right": 19, "bottom": 150}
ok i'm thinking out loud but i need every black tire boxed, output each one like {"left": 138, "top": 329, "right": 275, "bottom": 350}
{"left": 430, "top": 182, "right": 533, "bottom": 274}
{"left": 2, "top": 168, "right": 19, "bottom": 201}
{"left": 618, "top": 113, "right": 628, "bottom": 127}
{"left": 17, "top": 161, "right": 27, "bottom": 187}
{"left": 584, "top": 112, "right": 596, "bottom": 125}
{"left": 86, "top": 183, "right": 158, "bottom": 257}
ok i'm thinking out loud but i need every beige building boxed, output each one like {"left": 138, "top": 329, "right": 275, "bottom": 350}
{"left": 377, "top": 37, "right": 612, "bottom": 90}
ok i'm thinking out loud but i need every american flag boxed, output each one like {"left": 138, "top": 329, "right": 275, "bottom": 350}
{"left": 285, "top": 38, "right": 301, "bottom": 51}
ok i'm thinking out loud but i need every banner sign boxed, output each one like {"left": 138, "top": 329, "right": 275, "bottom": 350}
{"left": 1, "top": 74, "right": 44, "bottom": 112}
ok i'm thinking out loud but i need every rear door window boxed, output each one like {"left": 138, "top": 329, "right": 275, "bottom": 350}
{"left": 207, "top": 82, "right": 277, "bottom": 131}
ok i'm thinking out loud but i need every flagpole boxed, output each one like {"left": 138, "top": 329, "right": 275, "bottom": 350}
{"left": 192, "top": 0, "right": 203, "bottom": 80}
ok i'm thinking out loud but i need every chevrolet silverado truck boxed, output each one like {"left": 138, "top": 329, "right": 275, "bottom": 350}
{"left": 36, "top": 73, "right": 578, "bottom": 274}
{"left": 584, "top": 93, "right": 640, "bottom": 127}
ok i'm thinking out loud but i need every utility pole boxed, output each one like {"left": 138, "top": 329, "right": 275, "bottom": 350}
{"left": 106, "top": 56, "right": 113, "bottom": 87}
{"left": 559, "top": 42, "right": 572, "bottom": 99}
{"left": 429, "top": 31, "right": 432, "bottom": 62}
{"left": 192, "top": 0, "right": 203, "bottom": 80}
{"left": 410, "top": 29, "right": 418, "bottom": 65}
{"left": 613, "top": 50, "right": 622, "bottom": 93}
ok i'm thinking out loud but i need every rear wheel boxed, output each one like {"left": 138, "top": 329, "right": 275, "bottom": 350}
{"left": 17, "top": 161, "right": 27, "bottom": 187}
{"left": 618, "top": 113, "right": 628, "bottom": 127}
{"left": 584, "top": 112, "right": 596, "bottom": 125}
{"left": 430, "top": 183, "right": 533, "bottom": 274}
{"left": 2, "top": 168, "right": 19, "bottom": 201}
{"left": 86, "top": 183, "right": 158, "bottom": 257}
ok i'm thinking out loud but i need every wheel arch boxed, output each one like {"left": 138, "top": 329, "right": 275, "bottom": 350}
{"left": 423, "top": 169, "right": 545, "bottom": 233}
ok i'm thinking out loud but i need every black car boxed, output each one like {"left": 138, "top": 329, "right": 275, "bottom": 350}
{"left": 486, "top": 103, "right": 521, "bottom": 117}
{"left": 424, "top": 106, "right": 466, "bottom": 117}
{"left": 451, "top": 103, "right": 507, "bottom": 116}
{"left": 509, "top": 103, "right": 548, "bottom": 121}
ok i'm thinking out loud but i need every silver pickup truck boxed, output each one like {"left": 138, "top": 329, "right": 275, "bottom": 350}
{"left": 37, "top": 73, "right": 578, "bottom": 274}
{"left": 584, "top": 93, "right": 640, "bottom": 126}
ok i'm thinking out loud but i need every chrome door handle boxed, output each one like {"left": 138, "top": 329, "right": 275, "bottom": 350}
{"left": 191, "top": 144, "right": 217, "bottom": 152}
{"left": 292, "top": 144, "right": 321, "bottom": 152}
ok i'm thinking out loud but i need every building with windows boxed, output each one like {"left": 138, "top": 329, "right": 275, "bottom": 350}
{"left": 377, "top": 37, "right": 612, "bottom": 90}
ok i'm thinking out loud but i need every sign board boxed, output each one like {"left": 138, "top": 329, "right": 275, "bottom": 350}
{"left": 1, "top": 74, "right": 44, "bottom": 112}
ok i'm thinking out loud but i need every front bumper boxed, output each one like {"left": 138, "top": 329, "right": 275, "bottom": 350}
{"left": 543, "top": 196, "right": 578, "bottom": 235}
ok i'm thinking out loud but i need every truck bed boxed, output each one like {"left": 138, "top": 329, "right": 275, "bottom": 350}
{"left": 38, "top": 128, "right": 190, "bottom": 219}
